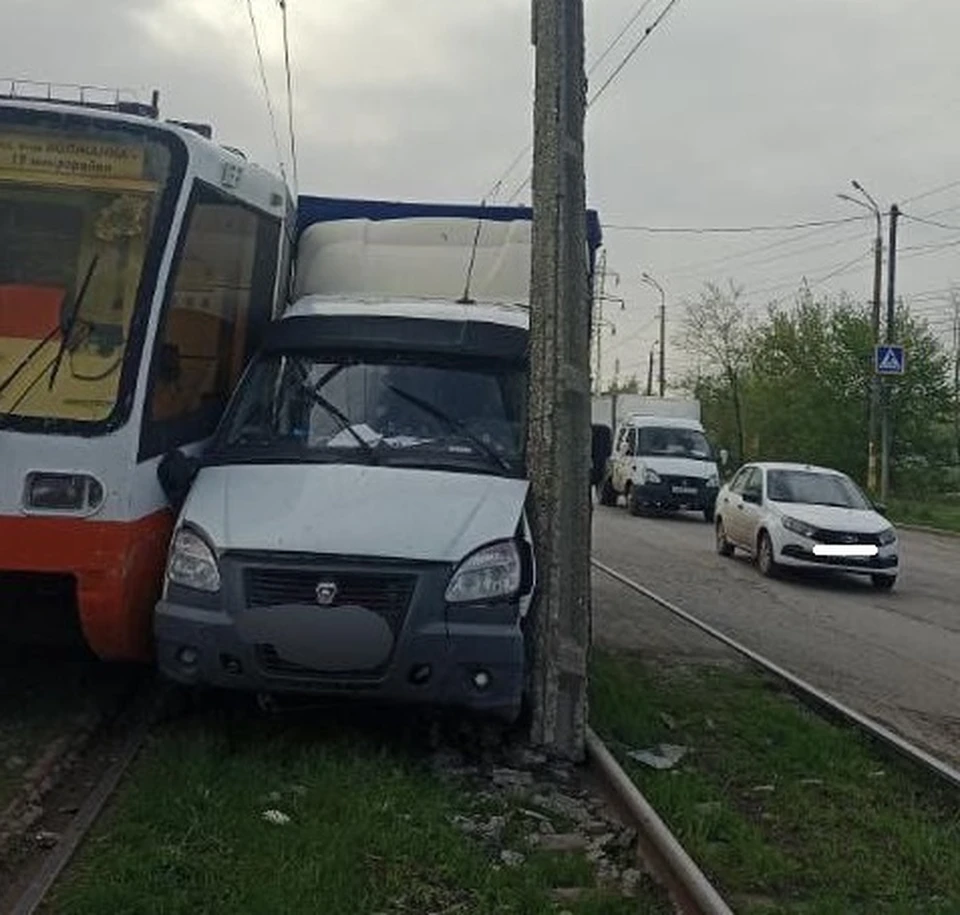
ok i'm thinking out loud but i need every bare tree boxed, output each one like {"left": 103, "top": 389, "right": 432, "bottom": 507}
{"left": 676, "top": 281, "right": 753, "bottom": 461}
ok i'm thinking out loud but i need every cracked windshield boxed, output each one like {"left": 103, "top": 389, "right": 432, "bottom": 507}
{"left": 1, "top": 1, "right": 959, "bottom": 914}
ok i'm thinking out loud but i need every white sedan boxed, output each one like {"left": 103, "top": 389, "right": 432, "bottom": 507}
{"left": 714, "top": 461, "right": 899, "bottom": 590}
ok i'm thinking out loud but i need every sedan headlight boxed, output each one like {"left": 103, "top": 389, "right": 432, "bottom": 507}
{"left": 877, "top": 527, "right": 897, "bottom": 546}
{"left": 167, "top": 527, "right": 221, "bottom": 592}
{"left": 445, "top": 540, "right": 522, "bottom": 604}
{"left": 782, "top": 516, "right": 818, "bottom": 539}
{"left": 643, "top": 468, "right": 661, "bottom": 484}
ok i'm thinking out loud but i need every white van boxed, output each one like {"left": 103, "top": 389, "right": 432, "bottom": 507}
{"left": 598, "top": 413, "right": 722, "bottom": 520}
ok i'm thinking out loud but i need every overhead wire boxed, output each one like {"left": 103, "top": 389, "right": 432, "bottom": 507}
{"left": 600, "top": 215, "right": 869, "bottom": 234}
{"left": 504, "top": 0, "right": 685, "bottom": 203}
{"left": 278, "top": 0, "right": 299, "bottom": 197}
{"left": 483, "top": 0, "right": 658, "bottom": 201}
{"left": 245, "top": 0, "right": 288, "bottom": 188}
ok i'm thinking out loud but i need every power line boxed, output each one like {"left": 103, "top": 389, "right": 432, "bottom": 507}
{"left": 278, "top": 0, "right": 299, "bottom": 197}
{"left": 245, "top": 0, "right": 288, "bottom": 187}
{"left": 901, "top": 212, "right": 960, "bottom": 232}
{"left": 484, "top": 0, "right": 658, "bottom": 200}
{"left": 601, "top": 215, "right": 869, "bottom": 234}
{"left": 505, "top": 0, "right": 684, "bottom": 203}
{"left": 587, "top": 0, "right": 683, "bottom": 108}
{"left": 749, "top": 249, "right": 873, "bottom": 301}
{"left": 902, "top": 178, "right": 960, "bottom": 206}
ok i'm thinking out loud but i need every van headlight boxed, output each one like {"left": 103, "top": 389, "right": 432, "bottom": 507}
{"left": 878, "top": 527, "right": 897, "bottom": 546}
{"left": 643, "top": 468, "right": 661, "bottom": 484}
{"left": 706, "top": 472, "right": 719, "bottom": 488}
{"left": 782, "top": 516, "right": 818, "bottom": 539}
{"left": 445, "top": 541, "right": 522, "bottom": 604}
{"left": 167, "top": 527, "right": 221, "bottom": 593}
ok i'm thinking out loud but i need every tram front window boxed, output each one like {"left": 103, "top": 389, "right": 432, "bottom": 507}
{"left": 0, "top": 121, "right": 174, "bottom": 425}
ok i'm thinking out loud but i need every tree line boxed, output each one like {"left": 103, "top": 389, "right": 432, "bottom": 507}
{"left": 620, "top": 280, "right": 960, "bottom": 498}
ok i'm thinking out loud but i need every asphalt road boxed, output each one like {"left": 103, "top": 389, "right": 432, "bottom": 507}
{"left": 591, "top": 503, "right": 960, "bottom": 768}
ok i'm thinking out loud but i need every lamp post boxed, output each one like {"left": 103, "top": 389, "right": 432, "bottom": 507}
{"left": 837, "top": 181, "right": 883, "bottom": 492}
{"left": 641, "top": 271, "right": 666, "bottom": 397}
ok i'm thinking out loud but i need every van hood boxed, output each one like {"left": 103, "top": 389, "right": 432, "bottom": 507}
{"left": 640, "top": 455, "right": 718, "bottom": 480}
{"left": 181, "top": 464, "right": 529, "bottom": 563}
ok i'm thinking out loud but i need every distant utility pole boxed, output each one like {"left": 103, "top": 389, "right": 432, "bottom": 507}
{"left": 526, "top": 0, "right": 591, "bottom": 761}
{"left": 646, "top": 343, "right": 655, "bottom": 396}
{"left": 838, "top": 181, "right": 883, "bottom": 492}
{"left": 641, "top": 271, "right": 666, "bottom": 396}
{"left": 592, "top": 250, "right": 607, "bottom": 394}
{"left": 880, "top": 203, "right": 899, "bottom": 503}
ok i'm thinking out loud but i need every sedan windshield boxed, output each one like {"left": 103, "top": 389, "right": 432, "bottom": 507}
{"left": 637, "top": 426, "right": 712, "bottom": 460}
{"left": 766, "top": 469, "right": 872, "bottom": 510}
{"left": 209, "top": 352, "right": 526, "bottom": 476}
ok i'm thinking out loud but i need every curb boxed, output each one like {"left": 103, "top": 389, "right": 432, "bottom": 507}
{"left": 896, "top": 522, "right": 960, "bottom": 539}
{"left": 585, "top": 726, "right": 734, "bottom": 915}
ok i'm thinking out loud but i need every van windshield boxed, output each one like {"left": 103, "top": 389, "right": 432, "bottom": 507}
{"left": 637, "top": 426, "right": 713, "bottom": 460}
{"left": 208, "top": 352, "right": 526, "bottom": 477}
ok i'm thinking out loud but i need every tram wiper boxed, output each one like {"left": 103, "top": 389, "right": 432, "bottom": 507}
{"left": 47, "top": 254, "right": 100, "bottom": 390}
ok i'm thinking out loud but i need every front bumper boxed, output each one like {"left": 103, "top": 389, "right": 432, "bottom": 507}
{"left": 777, "top": 534, "right": 899, "bottom": 576}
{"left": 635, "top": 479, "right": 718, "bottom": 511}
{"left": 154, "top": 552, "right": 525, "bottom": 722}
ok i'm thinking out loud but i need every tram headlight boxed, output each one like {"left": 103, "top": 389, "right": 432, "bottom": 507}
{"left": 167, "top": 526, "right": 221, "bottom": 593}
{"left": 23, "top": 472, "right": 105, "bottom": 513}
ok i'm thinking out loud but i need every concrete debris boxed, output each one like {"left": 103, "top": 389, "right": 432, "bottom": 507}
{"left": 34, "top": 830, "right": 60, "bottom": 849}
{"left": 621, "top": 867, "right": 645, "bottom": 896}
{"left": 659, "top": 712, "right": 678, "bottom": 730}
{"left": 499, "top": 849, "right": 525, "bottom": 867}
{"left": 261, "top": 809, "right": 291, "bottom": 825}
{"left": 530, "top": 832, "right": 588, "bottom": 853}
{"left": 491, "top": 767, "right": 534, "bottom": 791}
{"left": 626, "top": 744, "right": 688, "bottom": 770}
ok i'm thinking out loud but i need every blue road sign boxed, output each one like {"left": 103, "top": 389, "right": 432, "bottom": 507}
{"left": 875, "top": 344, "right": 905, "bottom": 375}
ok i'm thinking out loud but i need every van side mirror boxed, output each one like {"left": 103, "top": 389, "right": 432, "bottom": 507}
{"left": 158, "top": 448, "right": 200, "bottom": 508}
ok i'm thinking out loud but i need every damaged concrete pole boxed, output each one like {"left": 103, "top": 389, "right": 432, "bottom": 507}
{"left": 526, "top": 0, "right": 592, "bottom": 762}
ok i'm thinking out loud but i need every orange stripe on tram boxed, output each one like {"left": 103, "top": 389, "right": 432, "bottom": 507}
{"left": 0, "top": 509, "right": 175, "bottom": 661}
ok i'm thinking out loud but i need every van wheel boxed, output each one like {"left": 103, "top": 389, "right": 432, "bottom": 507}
{"left": 756, "top": 531, "right": 778, "bottom": 578}
{"left": 628, "top": 485, "right": 644, "bottom": 517}
{"left": 599, "top": 476, "right": 618, "bottom": 507}
{"left": 703, "top": 505, "right": 715, "bottom": 522}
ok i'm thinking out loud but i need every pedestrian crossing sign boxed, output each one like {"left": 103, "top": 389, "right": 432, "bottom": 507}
{"left": 875, "top": 344, "right": 905, "bottom": 375}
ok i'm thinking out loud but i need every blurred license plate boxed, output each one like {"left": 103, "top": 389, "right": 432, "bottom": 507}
{"left": 672, "top": 486, "right": 698, "bottom": 495}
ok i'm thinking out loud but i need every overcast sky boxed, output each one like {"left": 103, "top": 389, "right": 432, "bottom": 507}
{"left": 4, "top": 0, "right": 960, "bottom": 387}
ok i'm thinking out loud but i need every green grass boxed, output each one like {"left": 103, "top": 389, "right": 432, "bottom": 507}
{"left": 589, "top": 650, "right": 960, "bottom": 915}
{"left": 47, "top": 705, "right": 671, "bottom": 915}
{"left": 887, "top": 496, "right": 960, "bottom": 534}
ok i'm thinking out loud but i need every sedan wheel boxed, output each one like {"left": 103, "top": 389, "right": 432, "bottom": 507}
{"left": 756, "top": 531, "right": 778, "bottom": 578}
{"left": 871, "top": 574, "right": 896, "bottom": 591}
{"left": 716, "top": 519, "right": 734, "bottom": 556}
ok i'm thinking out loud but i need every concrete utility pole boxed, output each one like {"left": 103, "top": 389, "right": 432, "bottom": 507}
{"left": 646, "top": 343, "right": 656, "bottom": 396}
{"left": 880, "top": 203, "right": 899, "bottom": 503}
{"left": 526, "top": 0, "right": 592, "bottom": 761}
{"left": 641, "top": 271, "right": 666, "bottom": 396}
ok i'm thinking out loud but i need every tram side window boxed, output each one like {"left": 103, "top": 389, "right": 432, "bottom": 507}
{"left": 141, "top": 183, "right": 280, "bottom": 458}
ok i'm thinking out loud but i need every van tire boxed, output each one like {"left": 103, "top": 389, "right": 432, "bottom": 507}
{"left": 599, "top": 476, "right": 618, "bottom": 507}
{"left": 628, "top": 485, "right": 644, "bottom": 517}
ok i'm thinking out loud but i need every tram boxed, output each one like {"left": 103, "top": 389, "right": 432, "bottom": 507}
{"left": 0, "top": 84, "right": 294, "bottom": 660}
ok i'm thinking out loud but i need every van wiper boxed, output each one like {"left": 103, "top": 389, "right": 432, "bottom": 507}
{"left": 291, "top": 363, "right": 379, "bottom": 463}
{"left": 384, "top": 384, "right": 513, "bottom": 473}
{"left": 48, "top": 255, "right": 100, "bottom": 391}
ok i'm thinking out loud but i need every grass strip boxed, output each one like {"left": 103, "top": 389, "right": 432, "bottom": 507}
{"left": 46, "top": 705, "right": 672, "bottom": 915}
{"left": 589, "top": 649, "right": 960, "bottom": 915}
{"left": 888, "top": 497, "right": 960, "bottom": 534}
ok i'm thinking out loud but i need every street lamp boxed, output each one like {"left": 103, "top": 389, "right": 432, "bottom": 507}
{"left": 641, "top": 271, "right": 666, "bottom": 397}
{"left": 837, "top": 180, "right": 883, "bottom": 493}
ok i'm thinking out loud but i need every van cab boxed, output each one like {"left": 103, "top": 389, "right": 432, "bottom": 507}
{"left": 153, "top": 296, "right": 535, "bottom": 723}
{"left": 599, "top": 413, "right": 721, "bottom": 520}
